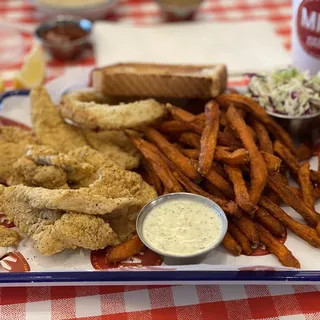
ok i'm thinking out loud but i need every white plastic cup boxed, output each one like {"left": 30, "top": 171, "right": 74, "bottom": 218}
{"left": 292, "top": 0, "right": 320, "bottom": 75}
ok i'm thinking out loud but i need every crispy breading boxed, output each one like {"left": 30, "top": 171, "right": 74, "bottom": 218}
{"left": 0, "top": 126, "right": 35, "bottom": 144}
{"left": 25, "top": 145, "right": 94, "bottom": 185}
{"left": 0, "top": 226, "right": 19, "bottom": 247}
{"left": 0, "top": 186, "right": 119, "bottom": 255}
{"left": 60, "top": 90, "right": 167, "bottom": 130}
{"left": 88, "top": 162, "right": 157, "bottom": 204}
{"left": 4, "top": 185, "right": 139, "bottom": 216}
{"left": 81, "top": 129, "right": 141, "bottom": 169}
{"left": 8, "top": 156, "right": 68, "bottom": 189}
{"left": 31, "top": 87, "right": 88, "bottom": 153}
{"left": 87, "top": 162, "right": 158, "bottom": 241}
{"left": 68, "top": 146, "right": 110, "bottom": 169}
{"left": 0, "top": 126, "right": 36, "bottom": 182}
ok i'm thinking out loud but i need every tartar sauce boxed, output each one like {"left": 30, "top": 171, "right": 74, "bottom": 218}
{"left": 142, "top": 199, "right": 222, "bottom": 256}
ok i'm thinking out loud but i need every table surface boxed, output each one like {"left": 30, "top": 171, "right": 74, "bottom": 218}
{"left": 1, "top": 1, "right": 320, "bottom": 320}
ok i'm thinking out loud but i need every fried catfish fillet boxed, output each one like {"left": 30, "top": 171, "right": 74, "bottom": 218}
{"left": 88, "top": 161, "right": 157, "bottom": 204}
{"left": 60, "top": 90, "right": 167, "bottom": 130}
{"left": 87, "top": 162, "right": 158, "bottom": 241}
{"left": 8, "top": 156, "right": 68, "bottom": 189}
{"left": 0, "top": 126, "right": 36, "bottom": 182}
{"left": 0, "top": 226, "right": 20, "bottom": 247}
{"left": 81, "top": 129, "right": 141, "bottom": 169}
{"left": 3, "top": 185, "right": 139, "bottom": 216}
{"left": 30, "top": 87, "right": 87, "bottom": 153}
{"left": 25, "top": 145, "right": 94, "bottom": 185}
{"left": 0, "top": 186, "right": 119, "bottom": 255}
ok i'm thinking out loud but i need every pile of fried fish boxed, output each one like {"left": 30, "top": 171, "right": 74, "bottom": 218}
{"left": 0, "top": 87, "right": 165, "bottom": 256}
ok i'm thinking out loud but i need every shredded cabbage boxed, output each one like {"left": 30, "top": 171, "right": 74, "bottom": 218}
{"left": 247, "top": 67, "right": 320, "bottom": 116}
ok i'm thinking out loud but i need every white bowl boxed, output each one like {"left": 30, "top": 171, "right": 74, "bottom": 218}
{"left": 29, "top": 0, "right": 116, "bottom": 20}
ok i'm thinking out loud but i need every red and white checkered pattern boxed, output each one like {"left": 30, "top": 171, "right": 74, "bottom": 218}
{"left": 0, "top": 0, "right": 292, "bottom": 88}
{"left": 0, "top": 284, "right": 320, "bottom": 320}
{"left": 2, "top": 1, "right": 319, "bottom": 320}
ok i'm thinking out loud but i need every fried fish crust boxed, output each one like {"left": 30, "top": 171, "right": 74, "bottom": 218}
{"left": 60, "top": 90, "right": 167, "bottom": 130}
{"left": 31, "top": 87, "right": 87, "bottom": 153}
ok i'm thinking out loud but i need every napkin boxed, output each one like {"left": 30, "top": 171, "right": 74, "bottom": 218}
{"left": 93, "top": 21, "right": 291, "bottom": 74}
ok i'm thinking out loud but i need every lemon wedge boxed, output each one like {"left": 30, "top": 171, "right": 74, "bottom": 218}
{"left": 13, "top": 43, "right": 46, "bottom": 90}
{"left": 0, "top": 78, "right": 4, "bottom": 93}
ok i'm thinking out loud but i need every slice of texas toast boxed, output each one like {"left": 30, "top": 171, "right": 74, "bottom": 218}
{"left": 92, "top": 63, "right": 227, "bottom": 99}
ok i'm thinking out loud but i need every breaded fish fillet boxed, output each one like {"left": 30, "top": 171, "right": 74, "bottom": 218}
{"left": 31, "top": 87, "right": 87, "bottom": 153}
{"left": 4, "top": 185, "right": 139, "bottom": 216}
{"left": 0, "top": 186, "right": 119, "bottom": 255}
{"left": 81, "top": 129, "right": 141, "bottom": 169}
{"left": 60, "top": 90, "right": 167, "bottom": 130}
{"left": 25, "top": 145, "right": 94, "bottom": 185}
{"left": 88, "top": 161, "right": 157, "bottom": 205}
{"left": 0, "top": 226, "right": 19, "bottom": 247}
{"left": 0, "top": 126, "right": 36, "bottom": 182}
{"left": 88, "top": 162, "right": 158, "bottom": 241}
{"left": 8, "top": 156, "right": 68, "bottom": 189}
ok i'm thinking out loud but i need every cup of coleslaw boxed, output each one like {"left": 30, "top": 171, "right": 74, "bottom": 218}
{"left": 247, "top": 68, "right": 320, "bottom": 137}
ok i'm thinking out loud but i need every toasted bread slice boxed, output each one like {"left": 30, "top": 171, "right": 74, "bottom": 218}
{"left": 92, "top": 63, "right": 227, "bottom": 99}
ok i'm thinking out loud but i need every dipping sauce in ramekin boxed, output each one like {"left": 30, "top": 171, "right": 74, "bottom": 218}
{"left": 35, "top": 15, "right": 92, "bottom": 61}
{"left": 136, "top": 193, "right": 228, "bottom": 263}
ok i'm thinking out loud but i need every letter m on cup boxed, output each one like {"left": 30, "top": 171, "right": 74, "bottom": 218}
{"left": 301, "top": 7, "right": 320, "bottom": 32}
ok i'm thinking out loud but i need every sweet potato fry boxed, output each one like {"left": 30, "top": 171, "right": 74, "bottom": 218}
{"left": 181, "top": 149, "right": 200, "bottom": 160}
{"left": 221, "top": 149, "right": 250, "bottom": 165}
{"left": 216, "top": 94, "right": 296, "bottom": 154}
{"left": 274, "top": 140, "right": 300, "bottom": 174}
{"left": 168, "top": 165, "right": 240, "bottom": 217}
{"left": 298, "top": 161, "right": 314, "bottom": 209}
{"left": 261, "top": 152, "right": 282, "bottom": 171}
{"left": 107, "top": 235, "right": 145, "bottom": 263}
{"left": 182, "top": 147, "right": 250, "bottom": 166}
{"left": 297, "top": 143, "right": 313, "bottom": 161}
{"left": 228, "top": 222, "right": 253, "bottom": 255}
{"left": 198, "top": 101, "right": 220, "bottom": 176}
{"left": 260, "top": 197, "right": 320, "bottom": 248}
{"left": 233, "top": 216, "right": 259, "bottom": 244}
{"left": 144, "top": 127, "right": 202, "bottom": 183}
{"left": 143, "top": 159, "right": 163, "bottom": 195}
{"left": 222, "top": 126, "right": 243, "bottom": 147}
{"left": 252, "top": 118, "right": 273, "bottom": 154}
{"left": 255, "top": 223, "right": 300, "bottom": 268}
{"left": 191, "top": 160, "right": 234, "bottom": 198}
{"left": 194, "top": 113, "right": 206, "bottom": 127}
{"left": 226, "top": 105, "right": 268, "bottom": 205}
{"left": 263, "top": 187, "right": 282, "bottom": 205}
{"left": 218, "top": 130, "right": 243, "bottom": 149}
{"left": 179, "top": 132, "right": 201, "bottom": 149}
{"left": 225, "top": 165, "right": 257, "bottom": 214}
{"left": 267, "top": 171, "right": 320, "bottom": 227}
{"left": 255, "top": 207, "right": 285, "bottom": 238}
{"left": 291, "top": 186, "right": 320, "bottom": 201}
{"left": 212, "top": 162, "right": 228, "bottom": 179}
{"left": 274, "top": 141, "right": 320, "bottom": 185}
{"left": 222, "top": 232, "right": 242, "bottom": 256}
{"left": 129, "top": 136, "right": 183, "bottom": 193}
{"left": 220, "top": 111, "right": 228, "bottom": 127}
{"left": 169, "top": 105, "right": 198, "bottom": 123}
{"left": 202, "top": 179, "right": 225, "bottom": 198}
{"left": 157, "top": 120, "right": 189, "bottom": 134}
{"left": 168, "top": 106, "right": 204, "bottom": 134}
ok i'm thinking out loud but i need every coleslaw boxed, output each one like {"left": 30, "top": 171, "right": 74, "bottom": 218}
{"left": 247, "top": 68, "right": 320, "bottom": 117}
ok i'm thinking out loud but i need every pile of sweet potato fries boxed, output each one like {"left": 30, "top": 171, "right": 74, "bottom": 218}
{"left": 128, "top": 93, "right": 320, "bottom": 268}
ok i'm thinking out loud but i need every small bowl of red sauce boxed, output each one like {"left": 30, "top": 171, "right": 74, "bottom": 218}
{"left": 35, "top": 15, "right": 92, "bottom": 61}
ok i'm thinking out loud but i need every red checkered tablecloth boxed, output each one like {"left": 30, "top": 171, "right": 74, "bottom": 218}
{"left": 2, "top": 1, "right": 320, "bottom": 320}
